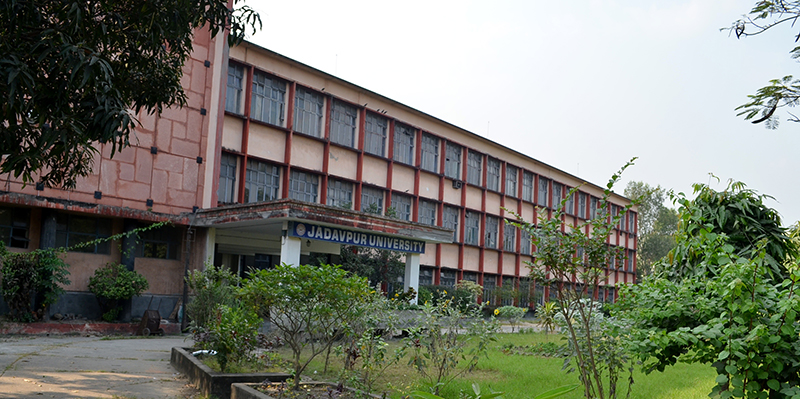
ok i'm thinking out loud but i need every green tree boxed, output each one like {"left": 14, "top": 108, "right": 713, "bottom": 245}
{"left": 339, "top": 203, "right": 405, "bottom": 290}
{"left": 624, "top": 182, "right": 678, "bottom": 277}
{"left": 657, "top": 179, "right": 795, "bottom": 281}
{"left": 618, "top": 181, "right": 800, "bottom": 398}
{"left": 0, "top": 0, "right": 260, "bottom": 188}
{"left": 726, "top": 1, "right": 800, "bottom": 128}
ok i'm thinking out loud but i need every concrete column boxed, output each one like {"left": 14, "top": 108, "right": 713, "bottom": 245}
{"left": 404, "top": 253, "right": 421, "bottom": 304}
{"left": 280, "top": 235, "right": 302, "bottom": 266}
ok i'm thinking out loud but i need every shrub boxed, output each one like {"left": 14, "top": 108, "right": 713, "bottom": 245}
{"left": 495, "top": 305, "right": 527, "bottom": 332}
{"left": 185, "top": 263, "right": 240, "bottom": 328}
{"left": 0, "top": 246, "right": 70, "bottom": 321}
{"left": 201, "top": 304, "right": 260, "bottom": 373}
{"left": 240, "top": 263, "right": 371, "bottom": 390}
{"left": 419, "top": 285, "right": 474, "bottom": 310}
{"left": 404, "top": 290, "right": 499, "bottom": 395}
{"left": 88, "top": 262, "right": 148, "bottom": 322}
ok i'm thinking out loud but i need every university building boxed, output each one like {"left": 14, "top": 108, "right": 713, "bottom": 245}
{"left": 0, "top": 29, "right": 637, "bottom": 319}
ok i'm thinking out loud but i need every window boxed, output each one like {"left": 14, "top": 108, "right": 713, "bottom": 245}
{"left": 0, "top": 207, "right": 30, "bottom": 248}
{"left": 463, "top": 272, "right": 478, "bottom": 282}
{"left": 503, "top": 222, "right": 516, "bottom": 252}
{"left": 578, "top": 192, "right": 587, "bottom": 218}
{"left": 597, "top": 286, "right": 606, "bottom": 302}
{"left": 244, "top": 159, "right": 280, "bottom": 203}
{"left": 483, "top": 275, "right": 497, "bottom": 305}
{"left": 502, "top": 276, "right": 515, "bottom": 305}
{"left": 565, "top": 189, "right": 575, "bottom": 215}
{"left": 629, "top": 213, "right": 635, "bottom": 234}
{"left": 360, "top": 186, "right": 384, "bottom": 214}
{"left": 522, "top": 171, "right": 533, "bottom": 202}
{"left": 251, "top": 72, "right": 286, "bottom": 125}
{"left": 421, "top": 134, "right": 439, "bottom": 172}
{"left": 218, "top": 153, "right": 238, "bottom": 203}
{"left": 327, "top": 179, "right": 353, "bottom": 209}
{"left": 505, "top": 165, "right": 518, "bottom": 195}
{"left": 419, "top": 200, "right": 437, "bottom": 226}
{"left": 607, "top": 287, "right": 616, "bottom": 303}
{"left": 226, "top": 64, "right": 244, "bottom": 114}
{"left": 364, "top": 114, "right": 387, "bottom": 156}
{"left": 419, "top": 268, "right": 434, "bottom": 286}
{"left": 330, "top": 100, "right": 357, "bottom": 147}
{"left": 551, "top": 182, "right": 563, "bottom": 210}
{"left": 520, "top": 229, "right": 532, "bottom": 255}
{"left": 444, "top": 142, "right": 461, "bottom": 179}
{"left": 56, "top": 213, "right": 111, "bottom": 254}
{"left": 487, "top": 158, "right": 501, "bottom": 191}
{"left": 627, "top": 250, "right": 634, "bottom": 272}
{"left": 443, "top": 206, "right": 459, "bottom": 242}
{"left": 289, "top": 170, "right": 319, "bottom": 203}
{"left": 485, "top": 215, "right": 499, "bottom": 248}
{"left": 467, "top": 150, "right": 482, "bottom": 186}
{"left": 465, "top": 211, "right": 480, "bottom": 245}
{"left": 392, "top": 123, "right": 415, "bottom": 164}
{"left": 391, "top": 193, "right": 412, "bottom": 221}
{"left": 137, "top": 224, "right": 180, "bottom": 260}
{"left": 590, "top": 196, "right": 598, "bottom": 219}
{"left": 538, "top": 177, "right": 549, "bottom": 207}
{"left": 440, "top": 269, "right": 456, "bottom": 287}
{"left": 294, "top": 87, "right": 324, "bottom": 137}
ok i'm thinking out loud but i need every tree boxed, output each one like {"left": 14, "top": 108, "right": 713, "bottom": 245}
{"left": 726, "top": 1, "right": 800, "bottom": 128}
{"left": 338, "top": 203, "right": 405, "bottom": 291}
{"left": 656, "top": 179, "right": 796, "bottom": 281}
{"left": 618, "top": 182, "right": 800, "bottom": 398}
{"left": 0, "top": 0, "right": 261, "bottom": 188}
{"left": 624, "top": 181, "right": 678, "bottom": 277}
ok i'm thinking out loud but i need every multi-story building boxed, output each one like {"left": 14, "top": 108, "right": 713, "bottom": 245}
{"left": 0, "top": 30, "right": 636, "bottom": 320}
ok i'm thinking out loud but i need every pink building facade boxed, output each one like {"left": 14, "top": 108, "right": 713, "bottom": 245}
{"left": 0, "top": 32, "right": 636, "bottom": 319}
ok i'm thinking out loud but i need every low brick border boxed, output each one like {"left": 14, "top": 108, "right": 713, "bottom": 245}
{"left": 231, "top": 382, "right": 381, "bottom": 399}
{"left": 170, "top": 347, "right": 291, "bottom": 399}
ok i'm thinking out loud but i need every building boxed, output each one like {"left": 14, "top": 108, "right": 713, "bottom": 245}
{"left": 0, "top": 30, "right": 636, "bottom": 320}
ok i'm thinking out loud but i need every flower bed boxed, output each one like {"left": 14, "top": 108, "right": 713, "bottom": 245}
{"left": 231, "top": 382, "right": 380, "bottom": 399}
{"left": 170, "top": 347, "right": 291, "bottom": 399}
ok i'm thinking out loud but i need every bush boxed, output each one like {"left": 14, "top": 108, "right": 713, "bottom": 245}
{"left": 0, "top": 246, "right": 70, "bottom": 321}
{"left": 495, "top": 305, "right": 527, "bottom": 332}
{"left": 240, "top": 263, "right": 371, "bottom": 390}
{"left": 88, "top": 262, "right": 148, "bottom": 322}
{"left": 200, "top": 304, "right": 260, "bottom": 373}
{"left": 185, "top": 263, "right": 240, "bottom": 328}
{"left": 419, "top": 285, "right": 474, "bottom": 310}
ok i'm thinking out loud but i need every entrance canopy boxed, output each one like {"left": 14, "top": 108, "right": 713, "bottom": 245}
{"left": 193, "top": 199, "right": 454, "bottom": 302}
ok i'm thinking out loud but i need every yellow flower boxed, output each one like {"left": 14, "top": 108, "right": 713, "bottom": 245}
{"left": 494, "top": 308, "right": 500, "bottom": 316}
{"left": 443, "top": 290, "right": 447, "bottom": 295}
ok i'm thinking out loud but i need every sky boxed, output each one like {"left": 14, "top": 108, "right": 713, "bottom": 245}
{"left": 247, "top": 0, "right": 800, "bottom": 225}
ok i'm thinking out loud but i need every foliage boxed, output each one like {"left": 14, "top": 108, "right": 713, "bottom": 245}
{"left": 456, "top": 280, "right": 484, "bottom": 301}
{"left": 536, "top": 301, "right": 560, "bottom": 335}
{"left": 337, "top": 292, "right": 406, "bottom": 394}
{"left": 508, "top": 159, "right": 638, "bottom": 399}
{"left": 0, "top": 0, "right": 261, "bottom": 188}
{"left": 656, "top": 179, "right": 795, "bottom": 281}
{"left": 419, "top": 285, "right": 476, "bottom": 311}
{"left": 240, "top": 263, "right": 372, "bottom": 390}
{"left": 495, "top": 306, "right": 527, "bottom": 332}
{"left": 88, "top": 262, "right": 148, "bottom": 321}
{"left": 0, "top": 245, "right": 70, "bottom": 321}
{"left": 619, "top": 237, "right": 800, "bottom": 398}
{"left": 201, "top": 304, "right": 260, "bottom": 373}
{"left": 403, "top": 290, "right": 499, "bottom": 395}
{"left": 624, "top": 182, "right": 678, "bottom": 277}
{"left": 723, "top": 1, "right": 800, "bottom": 128}
{"left": 185, "top": 262, "right": 241, "bottom": 329}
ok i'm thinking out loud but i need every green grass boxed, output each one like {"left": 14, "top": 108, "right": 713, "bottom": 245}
{"left": 272, "top": 332, "right": 715, "bottom": 399}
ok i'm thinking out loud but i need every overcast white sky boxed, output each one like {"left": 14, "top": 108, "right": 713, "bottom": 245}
{"left": 247, "top": 0, "right": 800, "bottom": 225}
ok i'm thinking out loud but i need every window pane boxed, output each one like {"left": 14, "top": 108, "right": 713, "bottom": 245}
{"left": 485, "top": 215, "right": 498, "bottom": 248}
{"left": 522, "top": 171, "right": 533, "bottom": 202}
{"left": 552, "top": 182, "right": 563, "bottom": 210}
{"left": 294, "top": 87, "right": 324, "bottom": 137}
{"left": 330, "top": 101, "right": 357, "bottom": 147}
{"left": 244, "top": 159, "right": 280, "bottom": 203}
{"left": 467, "top": 151, "right": 482, "bottom": 186}
{"left": 218, "top": 153, "right": 238, "bottom": 203}
{"left": 419, "top": 200, "right": 437, "bottom": 226}
{"left": 251, "top": 72, "right": 286, "bottom": 125}
{"left": 391, "top": 193, "right": 412, "bottom": 221}
{"left": 578, "top": 192, "right": 587, "bottom": 218}
{"left": 443, "top": 206, "right": 459, "bottom": 242}
{"left": 421, "top": 134, "right": 439, "bottom": 172}
{"left": 361, "top": 187, "right": 384, "bottom": 214}
{"left": 225, "top": 64, "right": 244, "bottom": 114}
{"left": 365, "top": 114, "right": 387, "bottom": 156}
{"left": 327, "top": 179, "right": 353, "bottom": 209}
{"left": 289, "top": 170, "right": 319, "bottom": 203}
{"left": 393, "top": 123, "right": 415, "bottom": 165}
{"left": 444, "top": 142, "right": 461, "bottom": 179}
{"left": 506, "top": 165, "right": 518, "bottom": 195}
{"left": 465, "top": 211, "right": 480, "bottom": 245}
{"left": 538, "top": 177, "right": 549, "bottom": 207}
{"left": 503, "top": 222, "right": 516, "bottom": 252}
{"left": 487, "top": 158, "right": 500, "bottom": 191}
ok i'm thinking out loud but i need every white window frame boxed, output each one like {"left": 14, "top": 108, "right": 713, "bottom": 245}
{"left": 226, "top": 64, "right": 244, "bottom": 114}
{"left": 467, "top": 150, "right": 483, "bottom": 186}
{"left": 393, "top": 123, "right": 415, "bottom": 165}
{"left": 294, "top": 87, "right": 324, "bottom": 137}
{"left": 485, "top": 215, "right": 499, "bottom": 248}
{"left": 251, "top": 72, "right": 286, "bottom": 125}
{"left": 327, "top": 179, "right": 353, "bottom": 209}
{"left": 506, "top": 164, "right": 518, "bottom": 195}
{"left": 465, "top": 210, "right": 480, "bottom": 245}
{"left": 487, "top": 158, "right": 501, "bottom": 191}
{"left": 244, "top": 159, "right": 281, "bottom": 203}
{"left": 365, "top": 114, "right": 387, "bottom": 156}
{"left": 288, "top": 170, "right": 318, "bottom": 203}
{"left": 444, "top": 142, "right": 461, "bottom": 180}
{"left": 330, "top": 100, "right": 357, "bottom": 147}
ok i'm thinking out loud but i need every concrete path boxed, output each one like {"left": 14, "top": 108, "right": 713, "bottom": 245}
{"left": 0, "top": 335, "right": 197, "bottom": 399}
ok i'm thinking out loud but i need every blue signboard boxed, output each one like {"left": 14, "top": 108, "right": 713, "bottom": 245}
{"left": 290, "top": 222, "right": 425, "bottom": 254}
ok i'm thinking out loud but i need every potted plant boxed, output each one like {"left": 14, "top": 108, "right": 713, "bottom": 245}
{"left": 88, "top": 262, "right": 149, "bottom": 321}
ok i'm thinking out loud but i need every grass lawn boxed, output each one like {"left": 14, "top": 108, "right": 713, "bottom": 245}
{"left": 273, "top": 330, "right": 715, "bottom": 399}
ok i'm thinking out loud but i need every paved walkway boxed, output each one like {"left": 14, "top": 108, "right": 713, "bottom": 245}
{"left": 0, "top": 334, "right": 197, "bottom": 399}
